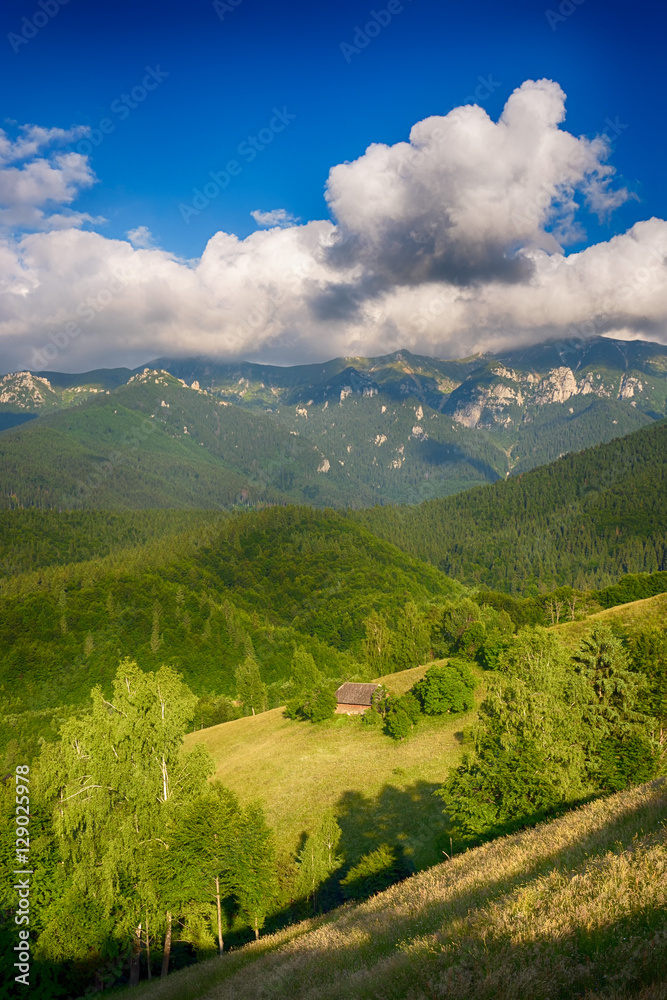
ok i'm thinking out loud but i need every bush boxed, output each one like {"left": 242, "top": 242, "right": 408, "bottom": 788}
{"left": 193, "top": 693, "right": 241, "bottom": 729}
{"left": 385, "top": 706, "right": 411, "bottom": 741}
{"left": 285, "top": 685, "right": 337, "bottom": 723}
{"left": 394, "top": 691, "right": 422, "bottom": 724}
{"left": 362, "top": 706, "right": 383, "bottom": 727}
{"left": 304, "top": 686, "right": 337, "bottom": 723}
{"left": 447, "top": 658, "right": 477, "bottom": 691}
{"left": 412, "top": 664, "right": 475, "bottom": 716}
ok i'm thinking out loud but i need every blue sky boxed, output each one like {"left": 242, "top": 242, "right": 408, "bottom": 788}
{"left": 2, "top": 0, "right": 663, "bottom": 258}
{"left": 1, "top": 0, "right": 666, "bottom": 371}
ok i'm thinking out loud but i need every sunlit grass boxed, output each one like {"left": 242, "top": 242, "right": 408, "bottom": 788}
{"left": 117, "top": 779, "right": 667, "bottom": 1000}
{"left": 552, "top": 591, "right": 667, "bottom": 647}
{"left": 185, "top": 663, "right": 480, "bottom": 869}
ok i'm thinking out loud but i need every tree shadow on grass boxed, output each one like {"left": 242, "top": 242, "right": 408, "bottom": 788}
{"left": 335, "top": 779, "right": 448, "bottom": 875}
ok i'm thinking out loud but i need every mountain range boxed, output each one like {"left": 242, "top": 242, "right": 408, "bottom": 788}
{"left": 1, "top": 336, "right": 665, "bottom": 508}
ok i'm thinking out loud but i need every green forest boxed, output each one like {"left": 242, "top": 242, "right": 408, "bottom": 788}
{"left": 352, "top": 420, "right": 667, "bottom": 592}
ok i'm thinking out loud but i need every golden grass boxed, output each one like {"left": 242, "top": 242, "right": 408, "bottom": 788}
{"left": 186, "top": 668, "right": 478, "bottom": 869}
{"left": 551, "top": 592, "right": 667, "bottom": 648}
{"left": 373, "top": 662, "right": 433, "bottom": 695}
{"left": 122, "top": 779, "right": 667, "bottom": 1000}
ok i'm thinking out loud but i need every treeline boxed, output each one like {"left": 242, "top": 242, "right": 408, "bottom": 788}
{"left": 351, "top": 420, "right": 667, "bottom": 592}
{"left": 440, "top": 622, "right": 667, "bottom": 841}
{"left": 0, "top": 509, "right": 223, "bottom": 579}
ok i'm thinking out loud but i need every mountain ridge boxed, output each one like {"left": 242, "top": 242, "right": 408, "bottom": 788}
{"left": 0, "top": 337, "right": 665, "bottom": 509}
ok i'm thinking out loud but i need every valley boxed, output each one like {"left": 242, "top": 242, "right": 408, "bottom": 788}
{"left": 1, "top": 355, "right": 665, "bottom": 998}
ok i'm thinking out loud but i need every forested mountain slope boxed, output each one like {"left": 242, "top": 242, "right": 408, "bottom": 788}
{"left": 1, "top": 337, "right": 665, "bottom": 508}
{"left": 0, "top": 368, "right": 506, "bottom": 508}
{"left": 0, "top": 506, "right": 461, "bottom": 759}
{"left": 351, "top": 420, "right": 667, "bottom": 592}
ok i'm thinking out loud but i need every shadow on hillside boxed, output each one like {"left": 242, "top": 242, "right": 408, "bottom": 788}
{"left": 258, "top": 781, "right": 667, "bottom": 1000}
{"left": 414, "top": 438, "right": 501, "bottom": 482}
{"left": 20, "top": 781, "right": 666, "bottom": 997}
{"left": 334, "top": 780, "right": 667, "bottom": 956}
{"left": 335, "top": 779, "right": 447, "bottom": 873}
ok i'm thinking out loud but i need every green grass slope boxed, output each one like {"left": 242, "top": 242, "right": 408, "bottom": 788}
{"left": 186, "top": 662, "right": 479, "bottom": 872}
{"left": 122, "top": 778, "right": 667, "bottom": 1000}
{"left": 352, "top": 419, "right": 667, "bottom": 592}
{"left": 551, "top": 591, "right": 667, "bottom": 647}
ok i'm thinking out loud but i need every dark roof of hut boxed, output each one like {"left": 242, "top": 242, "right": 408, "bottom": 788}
{"left": 335, "top": 682, "right": 379, "bottom": 706}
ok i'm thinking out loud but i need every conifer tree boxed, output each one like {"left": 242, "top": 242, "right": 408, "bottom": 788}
{"left": 234, "top": 802, "right": 279, "bottom": 938}
{"left": 235, "top": 656, "right": 268, "bottom": 715}
{"left": 290, "top": 646, "right": 323, "bottom": 693}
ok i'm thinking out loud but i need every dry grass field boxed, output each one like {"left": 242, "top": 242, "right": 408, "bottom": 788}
{"left": 124, "top": 779, "right": 667, "bottom": 1000}
{"left": 185, "top": 662, "right": 480, "bottom": 870}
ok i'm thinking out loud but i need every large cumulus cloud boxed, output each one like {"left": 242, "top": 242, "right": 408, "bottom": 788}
{"left": 1, "top": 80, "right": 666, "bottom": 373}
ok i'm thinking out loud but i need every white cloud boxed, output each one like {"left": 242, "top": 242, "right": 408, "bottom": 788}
{"left": 0, "top": 124, "right": 97, "bottom": 232}
{"left": 1, "top": 83, "right": 666, "bottom": 374}
{"left": 0, "top": 124, "right": 90, "bottom": 167}
{"left": 251, "top": 208, "right": 299, "bottom": 228}
{"left": 126, "top": 226, "right": 157, "bottom": 249}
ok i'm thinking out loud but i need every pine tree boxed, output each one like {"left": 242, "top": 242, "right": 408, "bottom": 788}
{"left": 573, "top": 625, "right": 657, "bottom": 790}
{"left": 234, "top": 802, "right": 279, "bottom": 938}
{"left": 235, "top": 656, "right": 268, "bottom": 715}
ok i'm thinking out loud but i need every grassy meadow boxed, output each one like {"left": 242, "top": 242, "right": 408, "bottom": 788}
{"left": 186, "top": 663, "right": 480, "bottom": 870}
{"left": 119, "top": 778, "right": 667, "bottom": 1000}
{"left": 551, "top": 591, "right": 667, "bottom": 646}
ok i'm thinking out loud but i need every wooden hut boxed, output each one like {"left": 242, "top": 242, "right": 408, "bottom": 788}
{"left": 334, "top": 682, "right": 379, "bottom": 715}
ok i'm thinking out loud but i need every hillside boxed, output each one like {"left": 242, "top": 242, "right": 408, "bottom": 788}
{"left": 551, "top": 591, "right": 667, "bottom": 647}
{"left": 0, "top": 506, "right": 461, "bottom": 761}
{"left": 0, "top": 368, "right": 504, "bottom": 509}
{"left": 186, "top": 662, "right": 479, "bottom": 873}
{"left": 1, "top": 336, "right": 665, "bottom": 509}
{"left": 120, "top": 778, "right": 667, "bottom": 1000}
{"left": 352, "top": 419, "right": 667, "bottom": 592}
